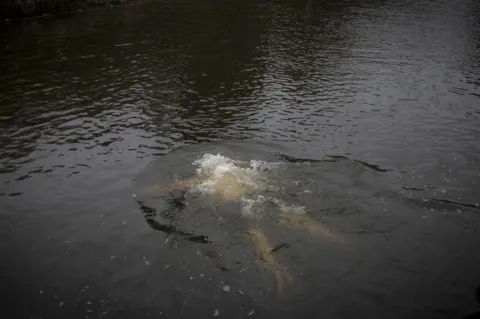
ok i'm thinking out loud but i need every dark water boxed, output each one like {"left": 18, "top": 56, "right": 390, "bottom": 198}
{"left": 1, "top": 0, "right": 480, "bottom": 318}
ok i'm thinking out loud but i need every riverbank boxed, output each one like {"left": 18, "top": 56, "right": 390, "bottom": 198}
{"left": 0, "top": 0, "right": 142, "bottom": 21}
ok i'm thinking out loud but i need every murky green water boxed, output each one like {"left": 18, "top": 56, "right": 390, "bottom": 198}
{"left": 1, "top": 0, "right": 480, "bottom": 318}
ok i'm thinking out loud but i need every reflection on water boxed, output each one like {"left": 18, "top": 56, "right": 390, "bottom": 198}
{"left": 1, "top": 0, "right": 480, "bottom": 318}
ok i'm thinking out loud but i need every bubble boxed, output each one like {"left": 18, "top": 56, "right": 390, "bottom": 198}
{"left": 191, "top": 154, "right": 274, "bottom": 201}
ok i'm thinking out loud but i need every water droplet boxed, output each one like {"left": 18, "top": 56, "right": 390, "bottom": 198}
{"left": 247, "top": 310, "right": 255, "bottom": 316}
{"left": 222, "top": 285, "right": 231, "bottom": 293}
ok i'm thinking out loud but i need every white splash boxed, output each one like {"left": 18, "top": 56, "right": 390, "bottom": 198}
{"left": 188, "top": 153, "right": 302, "bottom": 218}
{"left": 271, "top": 198, "right": 307, "bottom": 215}
{"left": 191, "top": 154, "right": 278, "bottom": 202}
{"left": 240, "top": 195, "right": 267, "bottom": 217}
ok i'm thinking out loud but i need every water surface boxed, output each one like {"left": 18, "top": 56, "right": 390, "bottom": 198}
{"left": 1, "top": 0, "right": 480, "bottom": 318}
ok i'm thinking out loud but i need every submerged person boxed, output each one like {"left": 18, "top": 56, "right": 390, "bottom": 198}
{"left": 136, "top": 153, "right": 349, "bottom": 295}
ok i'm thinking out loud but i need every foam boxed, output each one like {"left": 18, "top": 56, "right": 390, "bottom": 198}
{"left": 240, "top": 195, "right": 267, "bottom": 217}
{"left": 272, "top": 198, "right": 307, "bottom": 215}
{"left": 190, "top": 153, "right": 308, "bottom": 219}
{"left": 191, "top": 154, "right": 276, "bottom": 201}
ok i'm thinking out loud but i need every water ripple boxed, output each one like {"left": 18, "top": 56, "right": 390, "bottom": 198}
{"left": 1, "top": 1, "right": 480, "bottom": 317}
